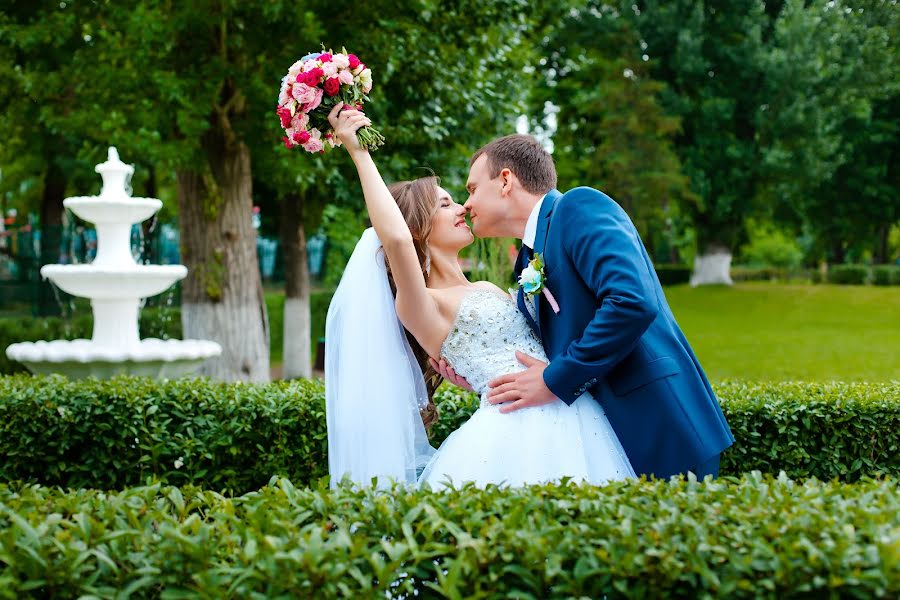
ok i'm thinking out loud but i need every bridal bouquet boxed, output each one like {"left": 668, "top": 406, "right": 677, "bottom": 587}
{"left": 276, "top": 48, "right": 385, "bottom": 153}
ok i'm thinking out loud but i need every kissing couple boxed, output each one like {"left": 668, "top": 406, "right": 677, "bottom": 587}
{"left": 324, "top": 103, "right": 733, "bottom": 489}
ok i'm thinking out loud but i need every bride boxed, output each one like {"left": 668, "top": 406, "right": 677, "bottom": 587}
{"left": 324, "top": 104, "right": 634, "bottom": 489}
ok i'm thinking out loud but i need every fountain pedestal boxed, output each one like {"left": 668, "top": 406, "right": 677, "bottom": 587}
{"left": 6, "top": 147, "right": 222, "bottom": 379}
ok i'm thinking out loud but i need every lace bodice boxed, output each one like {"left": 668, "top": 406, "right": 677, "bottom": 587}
{"left": 440, "top": 289, "right": 546, "bottom": 400}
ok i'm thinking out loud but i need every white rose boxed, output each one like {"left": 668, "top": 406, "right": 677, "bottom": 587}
{"left": 332, "top": 53, "right": 350, "bottom": 69}
{"left": 358, "top": 68, "right": 373, "bottom": 93}
{"left": 321, "top": 62, "right": 338, "bottom": 78}
{"left": 518, "top": 265, "right": 542, "bottom": 293}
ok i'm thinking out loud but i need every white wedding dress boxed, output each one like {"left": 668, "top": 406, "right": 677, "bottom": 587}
{"left": 419, "top": 289, "right": 635, "bottom": 488}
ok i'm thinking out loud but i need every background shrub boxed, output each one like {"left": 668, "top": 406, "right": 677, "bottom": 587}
{"left": 873, "top": 265, "right": 900, "bottom": 286}
{"left": 654, "top": 264, "right": 692, "bottom": 286}
{"left": 827, "top": 264, "right": 870, "bottom": 285}
{"left": 0, "top": 377, "right": 896, "bottom": 493}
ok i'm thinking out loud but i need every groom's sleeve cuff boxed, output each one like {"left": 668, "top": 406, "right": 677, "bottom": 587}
{"left": 544, "top": 360, "right": 584, "bottom": 406}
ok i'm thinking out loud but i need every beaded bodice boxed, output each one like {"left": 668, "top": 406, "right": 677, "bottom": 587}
{"left": 440, "top": 289, "right": 546, "bottom": 400}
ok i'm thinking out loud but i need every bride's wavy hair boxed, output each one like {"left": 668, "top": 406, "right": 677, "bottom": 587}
{"left": 382, "top": 176, "right": 443, "bottom": 432}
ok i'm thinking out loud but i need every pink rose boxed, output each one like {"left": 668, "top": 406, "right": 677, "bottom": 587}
{"left": 291, "top": 83, "right": 318, "bottom": 104}
{"left": 292, "top": 130, "right": 311, "bottom": 144}
{"left": 278, "top": 87, "right": 291, "bottom": 106}
{"left": 291, "top": 112, "right": 308, "bottom": 130}
{"left": 319, "top": 52, "right": 332, "bottom": 62}
{"left": 282, "top": 136, "right": 294, "bottom": 149}
{"left": 276, "top": 106, "right": 292, "bottom": 129}
{"left": 302, "top": 86, "right": 323, "bottom": 112}
{"left": 348, "top": 54, "right": 361, "bottom": 69}
{"left": 324, "top": 76, "right": 340, "bottom": 97}
{"left": 303, "top": 138, "right": 324, "bottom": 153}
{"left": 338, "top": 69, "right": 354, "bottom": 85}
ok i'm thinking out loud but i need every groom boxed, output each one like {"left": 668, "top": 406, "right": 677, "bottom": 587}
{"left": 436, "top": 134, "right": 733, "bottom": 479}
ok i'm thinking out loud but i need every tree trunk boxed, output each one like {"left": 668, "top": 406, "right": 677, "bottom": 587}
{"left": 690, "top": 242, "right": 734, "bottom": 286}
{"left": 829, "top": 242, "right": 846, "bottom": 265}
{"left": 38, "top": 160, "right": 66, "bottom": 316}
{"left": 176, "top": 139, "right": 270, "bottom": 382}
{"left": 280, "top": 195, "right": 312, "bottom": 379}
{"left": 874, "top": 225, "right": 889, "bottom": 264}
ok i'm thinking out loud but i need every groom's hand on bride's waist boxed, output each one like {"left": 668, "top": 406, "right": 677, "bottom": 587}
{"left": 487, "top": 351, "right": 557, "bottom": 414}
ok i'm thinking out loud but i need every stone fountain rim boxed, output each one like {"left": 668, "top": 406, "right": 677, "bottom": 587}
{"left": 64, "top": 196, "right": 162, "bottom": 204}
{"left": 41, "top": 264, "right": 188, "bottom": 275}
{"left": 6, "top": 339, "right": 223, "bottom": 363}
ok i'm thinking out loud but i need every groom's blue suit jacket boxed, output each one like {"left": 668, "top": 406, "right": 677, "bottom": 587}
{"left": 515, "top": 187, "right": 734, "bottom": 478}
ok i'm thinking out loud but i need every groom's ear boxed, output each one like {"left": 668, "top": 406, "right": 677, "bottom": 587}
{"left": 500, "top": 168, "right": 514, "bottom": 196}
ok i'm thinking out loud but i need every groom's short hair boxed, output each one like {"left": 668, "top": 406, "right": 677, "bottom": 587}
{"left": 470, "top": 134, "right": 557, "bottom": 195}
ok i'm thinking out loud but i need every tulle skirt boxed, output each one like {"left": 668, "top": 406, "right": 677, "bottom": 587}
{"left": 418, "top": 392, "right": 635, "bottom": 489}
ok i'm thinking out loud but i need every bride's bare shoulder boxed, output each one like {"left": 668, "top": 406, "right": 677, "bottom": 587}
{"left": 470, "top": 280, "right": 510, "bottom": 297}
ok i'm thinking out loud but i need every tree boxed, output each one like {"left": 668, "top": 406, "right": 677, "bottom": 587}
{"left": 254, "top": 0, "right": 537, "bottom": 378}
{"left": 759, "top": 0, "right": 900, "bottom": 265}
{"left": 30, "top": 1, "right": 330, "bottom": 381}
{"left": 532, "top": 2, "right": 696, "bottom": 261}
{"left": 635, "top": 0, "right": 772, "bottom": 284}
{"left": 0, "top": 2, "right": 109, "bottom": 314}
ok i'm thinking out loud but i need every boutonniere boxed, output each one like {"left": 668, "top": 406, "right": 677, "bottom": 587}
{"left": 518, "top": 253, "right": 560, "bottom": 313}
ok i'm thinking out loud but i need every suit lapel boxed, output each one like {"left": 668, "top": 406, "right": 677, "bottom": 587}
{"left": 532, "top": 189, "right": 561, "bottom": 257}
{"left": 528, "top": 190, "right": 561, "bottom": 339}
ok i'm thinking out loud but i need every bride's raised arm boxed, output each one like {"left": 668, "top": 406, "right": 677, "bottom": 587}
{"left": 327, "top": 103, "right": 441, "bottom": 350}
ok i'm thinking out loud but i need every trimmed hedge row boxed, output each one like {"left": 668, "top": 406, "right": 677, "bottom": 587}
{"left": 874, "top": 265, "right": 900, "bottom": 286}
{"left": 828, "top": 264, "right": 870, "bottom": 285}
{"left": 0, "top": 474, "right": 897, "bottom": 598}
{"left": 654, "top": 264, "right": 692, "bottom": 286}
{"left": 1, "top": 376, "right": 897, "bottom": 493}
{"left": 824, "top": 264, "right": 900, "bottom": 286}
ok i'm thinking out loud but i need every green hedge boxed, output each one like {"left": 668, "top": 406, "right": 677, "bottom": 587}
{"left": 873, "top": 265, "right": 900, "bottom": 286}
{"left": 0, "top": 308, "right": 181, "bottom": 375}
{"left": 0, "top": 474, "right": 897, "bottom": 598}
{"left": 0, "top": 377, "right": 897, "bottom": 493}
{"left": 828, "top": 264, "right": 870, "bottom": 285}
{"left": 654, "top": 264, "right": 692, "bottom": 286}
{"left": 0, "top": 376, "right": 326, "bottom": 494}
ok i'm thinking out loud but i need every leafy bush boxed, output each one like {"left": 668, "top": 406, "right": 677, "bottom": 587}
{"left": 0, "top": 377, "right": 897, "bottom": 493}
{"left": 0, "top": 376, "right": 327, "bottom": 494}
{"left": 0, "top": 474, "right": 896, "bottom": 598}
{"left": 873, "top": 265, "right": 900, "bottom": 286}
{"left": 730, "top": 266, "right": 786, "bottom": 281}
{"left": 0, "top": 308, "right": 181, "bottom": 375}
{"left": 739, "top": 223, "right": 804, "bottom": 269}
{"left": 827, "top": 264, "right": 870, "bottom": 285}
{"left": 654, "top": 264, "right": 692, "bottom": 286}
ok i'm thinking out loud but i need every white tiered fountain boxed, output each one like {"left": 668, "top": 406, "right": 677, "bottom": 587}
{"left": 6, "top": 147, "right": 222, "bottom": 379}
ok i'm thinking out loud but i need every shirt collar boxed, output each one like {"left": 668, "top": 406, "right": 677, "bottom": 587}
{"left": 522, "top": 194, "right": 547, "bottom": 249}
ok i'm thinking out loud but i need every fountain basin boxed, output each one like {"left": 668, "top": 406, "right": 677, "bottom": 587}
{"left": 6, "top": 339, "right": 222, "bottom": 379}
{"left": 42, "top": 265, "right": 187, "bottom": 299}
{"left": 65, "top": 197, "right": 162, "bottom": 225}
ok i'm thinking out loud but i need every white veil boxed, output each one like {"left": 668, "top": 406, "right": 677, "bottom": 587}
{"left": 325, "top": 227, "right": 436, "bottom": 488}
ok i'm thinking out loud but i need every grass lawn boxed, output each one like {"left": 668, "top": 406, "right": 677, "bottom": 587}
{"left": 665, "top": 283, "right": 899, "bottom": 382}
{"left": 265, "top": 282, "right": 897, "bottom": 382}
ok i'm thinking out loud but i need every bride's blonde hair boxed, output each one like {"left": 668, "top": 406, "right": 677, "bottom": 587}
{"left": 382, "top": 176, "right": 443, "bottom": 432}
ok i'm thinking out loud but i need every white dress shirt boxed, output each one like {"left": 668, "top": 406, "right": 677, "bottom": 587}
{"left": 522, "top": 194, "right": 547, "bottom": 249}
